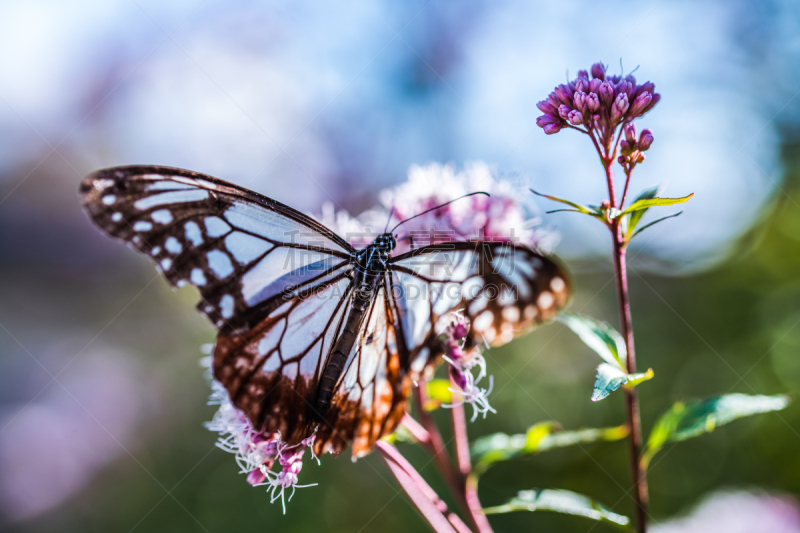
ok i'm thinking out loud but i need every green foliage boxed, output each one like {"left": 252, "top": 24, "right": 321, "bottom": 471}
{"left": 558, "top": 313, "right": 653, "bottom": 401}
{"left": 642, "top": 393, "right": 792, "bottom": 467}
{"left": 593, "top": 364, "right": 654, "bottom": 401}
{"left": 470, "top": 421, "right": 628, "bottom": 475}
{"left": 530, "top": 189, "right": 607, "bottom": 222}
{"left": 483, "top": 488, "right": 631, "bottom": 530}
{"left": 620, "top": 187, "right": 690, "bottom": 240}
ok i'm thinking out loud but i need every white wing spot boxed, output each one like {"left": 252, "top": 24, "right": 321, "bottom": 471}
{"left": 220, "top": 295, "right": 234, "bottom": 318}
{"left": 165, "top": 236, "right": 182, "bottom": 254}
{"left": 102, "top": 194, "right": 116, "bottom": 205}
{"left": 133, "top": 221, "right": 152, "bottom": 232}
{"left": 134, "top": 189, "right": 208, "bottom": 210}
{"left": 502, "top": 306, "right": 520, "bottom": 322}
{"left": 177, "top": 280, "right": 187, "bottom": 287}
{"left": 111, "top": 213, "right": 122, "bottom": 222}
{"left": 191, "top": 268, "right": 207, "bottom": 286}
{"left": 185, "top": 221, "right": 203, "bottom": 246}
{"left": 205, "top": 216, "right": 231, "bottom": 238}
{"left": 147, "top": 181, "right": 193, "bottom": 191}
{"left": 524, "top": 305, "right": 538, "bottom": 320}
{"left": 537, "top": 291, "right": 554, "bottom": 309}
{"left": 151, "top": 209, "right": 173, "bottom": 224}
{"left": 207, "top": 250, "right": 234, "bottom": 278}
{"left": 132, "top": 236, "right": 141, "bottom": 244}
{"left": 161, "top": 258, "right": 173, "bottom": 271}
{"left": 474, "top": 310, "right": 494, "bottom": 332}
{"left": 550, "top": 277, "right": 565, "bottom": 292}
{"left": 151, "top": 246, "right": 161, "bottom": 256}
{"left": 94, "top": 178, "right": 114, "bottom": 190}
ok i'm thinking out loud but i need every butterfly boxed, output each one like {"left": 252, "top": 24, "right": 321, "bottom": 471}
{"left": 80, "top": 165, "right": 569, "bottom": 458}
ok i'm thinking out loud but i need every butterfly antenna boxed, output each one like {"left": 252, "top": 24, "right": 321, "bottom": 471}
{"left": 384, "top": 194, "right": 396, "bottom": 233}
{"left": 390, "top": 191, "right": 489, "bottom": 234}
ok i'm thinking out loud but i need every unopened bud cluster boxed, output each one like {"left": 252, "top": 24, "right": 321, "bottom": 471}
{"left": 618, "top": 122, "right": 654, "bottom": 170}
{"left": 536, "top": 62, "right": 660, "bottom": 138}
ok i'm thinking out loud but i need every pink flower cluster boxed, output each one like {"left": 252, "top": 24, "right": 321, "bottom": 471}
{"left": 536, "top": 62, "right": 660, "bottom": 137}
{"left": 205, "top": 380, "right": 317, "bottom": 513}
{"left": 440, "top": 313, "right": 495, "bottom": 421}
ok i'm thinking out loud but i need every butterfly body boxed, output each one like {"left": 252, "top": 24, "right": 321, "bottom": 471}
{"left": 315, "top": 233, "right": 396, "bottom": 418}
{"left": 80, "top": 165, "right": 569, "bottom": 458}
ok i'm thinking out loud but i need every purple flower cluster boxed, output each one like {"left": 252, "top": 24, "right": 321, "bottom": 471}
{"left": 536, "top": 62, "right": 660, "bottom": 137}
{"left": 441, "top": 313, "right": 495, "bottom": 421}
{"left": 205, "top": 380, "right": 318, "bottom": 513}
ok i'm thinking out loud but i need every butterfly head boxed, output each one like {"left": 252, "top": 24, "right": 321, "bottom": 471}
{"left": 375, "top": 233, "right": 396, "bottom": 252}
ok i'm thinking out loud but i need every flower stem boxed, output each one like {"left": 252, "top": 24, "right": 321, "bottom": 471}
{"left": 611, "top": 219, "right": 649, "bottom": 533}
{"left": 377, "top": 441, "right": 471, "bottom": 533}
{"left": 451, "top": 390, "right": 494, "bottom": 533}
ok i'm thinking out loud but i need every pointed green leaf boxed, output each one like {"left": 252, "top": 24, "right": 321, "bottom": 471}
{"left": 470, "top": 422, "right": 627, "bottom": 474}
{"left": 625, "top": 186, "right": 659, "bottom": 236}
{"left": 592, "top": 364, "right": 654, "bottom": 401}
{"left": 617, "top": 193, "right": 694, "bottom": 218}
{"left": 558, "top": 313, "right": 626, "bottom": 368}
{"left": 483, "top": 489, "right": 631, "bottom": 531}
{"left": 643, "top": 393, "right": 791, "bottom": 467}
{"left": 531, "top": 189, "right": 608, "bottom": 222}
{"left": 630, "top": 211, "right": 683, "bottom": 239}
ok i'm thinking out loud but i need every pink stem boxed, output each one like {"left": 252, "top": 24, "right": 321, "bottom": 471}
{"left": 451, "top": 387, "right": 494, "bottom": 533}
{"left": 377, "top": 441, "right": 471, "bottom": 533}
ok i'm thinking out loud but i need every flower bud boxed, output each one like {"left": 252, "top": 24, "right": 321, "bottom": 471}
{"left": 536, "top": 100, "right": 557, "bottom": 115}
{"left": 586, "top": 92, "right": 600, "bottom": 112}
{"left": 543, "top": 123, "right": 561, "bottom": 135}
{"left": 554, "top": 84, "right": 573, "bottom": 105}
{"left": 625, "top": 74, "right": 637, "bottom": 86}
{"left": 619, "top": 140, "right": 632, "bottom": 156}
{"left": 624, "top": 122, "right": 637, "bottom": 143}
{"left": 567, "top": 109, "right": 584, "bottom": 125}
{"left": 638, "top": 129, "right": 654, "bottom": 150}
{"left": 598, "top": 81, "right": 614, "bottom": 105}
{"left": 558, "top": 104, "right": 572, "bottom": 119}
{"left": 611, "top": 93, "right": 629, "bottom": 121}
{"left": 588, "top": 78, "right": 601, "bottom": 94}
{"left": 577, "top": 69, "right": 589, "bottom": 79}
{"left": 536, "top": 113, "right": 558, "bottom": 127}
{"left": 591, "top": 62, "right": 606, "bottom": 80}
{"left": 629, "top": 91, "right": 652, "bottom": 117}
{"left": 644, "top": 93, "right": 661, "bottom": 112}
{"left": 618, "top": 155, "right": 629, "bottom": 165}
{"left": 635, "top": 153, "right": 646, "bottom": 163}
{"left": 574, "top": 78, "right": 589, "bottom": 93}
{"left": 636, "top": 82, "right": 655, "bottom": 98}
{"left": 573, "top": 91, "right": 586, "bottom": 112}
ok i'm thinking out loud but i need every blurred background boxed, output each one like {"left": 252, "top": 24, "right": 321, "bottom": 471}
{"left": 1, "top": 0, "right": 799, "bottom": 531}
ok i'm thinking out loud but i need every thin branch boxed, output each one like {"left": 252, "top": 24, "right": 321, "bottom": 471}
{"left": 377, "top": 442, "right": 470, "bottom": 533}
{"left": 450, "top": 388, "right": 494, "bottom": 533}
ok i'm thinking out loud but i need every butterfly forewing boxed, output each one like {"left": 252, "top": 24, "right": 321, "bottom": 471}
{"left": 80, "top": 166, "right": 354, "bottom": 334}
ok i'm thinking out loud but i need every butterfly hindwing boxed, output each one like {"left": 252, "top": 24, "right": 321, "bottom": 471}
{"left": 388, "top": 242, "right": 570, "bottom": 371}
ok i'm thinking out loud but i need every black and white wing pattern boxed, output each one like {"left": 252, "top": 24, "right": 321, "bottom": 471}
{"left": 387, "top": 242, "right": 570, "bottom": 376}
{"left": 81, "top": 165, "right": 570, "bottom": 458}
{"left": 80, "top": 165, "right": 354, "bottom": 335}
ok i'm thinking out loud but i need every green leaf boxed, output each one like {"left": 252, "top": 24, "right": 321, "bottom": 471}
{"left": 471, "top": 422, "right": 627, "bottom": 474}
{"left": 617, "top": 193, "right": 694, "bottom": 217}
{"left": 483, "top": 489, "right": 631, "bottom": 531}
{"left": 558, "top": 313, "right": 627, "bottom": 368}
{"left": 643, "top": 393, "right": 791, "bottom": 467}
{"left": 424, "top": 379, "right": 452, "bottom": 410}
{"left": 592, "top": 364, "right": 654, "bottom": 401}
{"left": 630, "top": 211, "right": 683, "bottom": 239}
{"left": 625, "top": 186, "right": 659, "bottom": 236}
{"left": 531, "top": 189, "right": 607, "bottom": 221}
